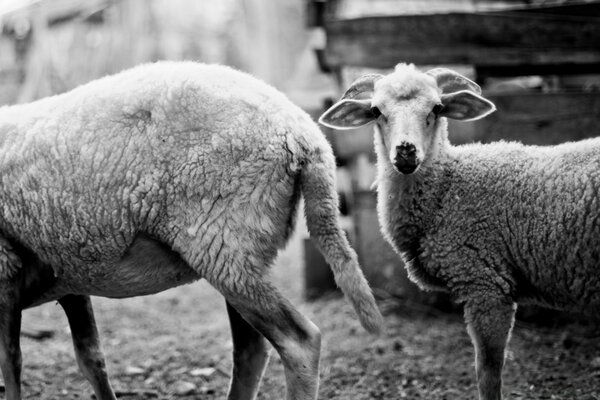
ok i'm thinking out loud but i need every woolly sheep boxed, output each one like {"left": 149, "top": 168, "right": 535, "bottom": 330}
{"left": 319, "top": 63, "right": 600, "bottom": 400}
{"left": 0, "top": 61, "right": 384, "bottom": 400}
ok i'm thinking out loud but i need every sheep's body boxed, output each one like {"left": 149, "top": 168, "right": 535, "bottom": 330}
{"left": 0, "top": 62, "right": 308, "bottom": 293}
{"left": 377, "top": 133, "right": 600, "bottom": 312}
{"left": 319, "top": 63, "right": 600, "bottom": 400}
{"left": 0, "top": 61, "right": 382, "bottom": 400}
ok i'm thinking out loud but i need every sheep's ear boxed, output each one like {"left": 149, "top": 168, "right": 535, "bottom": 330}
{"left": 428, "top": 67, "right": 495, "bottom": 121}
{"left": 318, "top": 73, "right": 383, "bottom": 130}
{"left": 440, "top": 90, "right": 496, "bottom": 121}
{"left": 426, "top": 67, "right": 481, "bottom": 94}
{"left": 319, "top": 99, "right": 377, "bottom": 130}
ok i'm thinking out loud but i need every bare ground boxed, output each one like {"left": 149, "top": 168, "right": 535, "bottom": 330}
{"left": 5, "top": 233, "right": 600, "bottom": 400}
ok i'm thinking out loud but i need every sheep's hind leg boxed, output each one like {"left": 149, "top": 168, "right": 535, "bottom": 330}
{"left": 464, "top": 292, "right": 516, "bottom": 400}
{"left": 209, "top": 273, "right": 321, "bottom": 400}
{"left": 0, "top": 278, "right": 22, "bottom": 400}
{"left": 226, "top": 300, "right": 271, "bottom": 400}
{"left": 58, "top": 295, "right": 117, "bottom": 400}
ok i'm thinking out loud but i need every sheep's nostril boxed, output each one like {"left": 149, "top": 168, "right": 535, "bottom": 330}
{"left": 396, "top": 143, "right": 416, "bottom": 158}
{"left": 394, "top": 143, "right": 419, "bottom": 174}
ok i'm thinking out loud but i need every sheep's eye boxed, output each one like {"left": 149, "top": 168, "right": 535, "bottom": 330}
{"left": 432, "top": 103, "right": 444, "bottom": 117}
{"left": 370, "top": 106, "right": 382, "bottom": 118}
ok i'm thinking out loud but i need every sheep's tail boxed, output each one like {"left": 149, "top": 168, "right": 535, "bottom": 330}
{"left": 300, "top": 150, "right": 384, "bottom": 334}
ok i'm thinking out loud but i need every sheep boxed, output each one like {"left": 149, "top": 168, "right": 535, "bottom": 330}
{"left": 0, "top": 61, "right": 384, "bottom": 400}
{"left": 319, "top": 63, "right": 600, "bottom": 400}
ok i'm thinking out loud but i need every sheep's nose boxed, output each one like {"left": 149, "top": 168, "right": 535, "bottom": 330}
{"left": 394, "top": 143, "right": 419, "bottom": 174}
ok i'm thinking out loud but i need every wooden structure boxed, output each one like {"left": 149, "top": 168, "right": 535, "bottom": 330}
{"left": 307, "top": 0, "right": 600, "bottom": 303}
{"left": 323, "top": 2, "right": 600, "bottom": 78}
{"left": 0, "top": 0, "right": 309, "bottom": 106}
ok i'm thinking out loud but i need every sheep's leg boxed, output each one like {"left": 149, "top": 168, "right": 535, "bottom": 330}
{"left": 211, "top": 275, "right": 321, "bottom": 400}
{"left": 226, "top": 300, "right": 271, "bottom": 400}
{"left": 0, "top": 280, "right": 22, "bottom": 400}
{"left": 464, "top": 294, "right": 516, "bottom": 400}
{"left": 58, "top": 295, "right": 117, "bottom": 400}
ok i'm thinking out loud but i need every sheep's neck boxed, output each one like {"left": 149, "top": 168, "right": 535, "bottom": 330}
{"left": 383, "top": 165, "right": 447, "bottom": 226}
{"left": 375, "top": 127, "right": 453, "bottom": 256}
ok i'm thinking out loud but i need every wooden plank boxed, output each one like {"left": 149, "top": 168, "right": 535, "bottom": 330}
{"left": 324, "top": 0, "right": 585, "bottom": 19}
{"left": 476, "top": 63, "right": 600, "bottom": 81}
{"left": 303, "top": 238, "right": 337, "bottom": 300}
{"left": 0, "top": 0, "right": 109, "bottom": 22}
{"left": 324, "top": 11, "right": 600, "bottom": 69}
{"left": 352, "top": 190, "right": 409, "bottom": 297}
{"left": 449, "top": 91, "right": 600, "bottom": 145}
{"left": 328, "top": 0, "right": 477, "bottom": 19}
{"left": 513, "top": 1, "right": 600, "bottom": 18}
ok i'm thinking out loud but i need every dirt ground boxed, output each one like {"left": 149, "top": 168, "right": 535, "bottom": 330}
{"left": 5, "top": 232, "right": 600, "bottom": 400}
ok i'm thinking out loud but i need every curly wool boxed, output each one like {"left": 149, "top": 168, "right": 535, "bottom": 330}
{"left": 0, "top": 61, "right": 382, "bottom": 332}
{"left": 376, "top": 126, "right": 600, "bottom": 311}
{"left": 320, "top": 63, "right": 597, "bottom": 400}
{"left": 0, "top": 62, "right": 305, "bottom": 278}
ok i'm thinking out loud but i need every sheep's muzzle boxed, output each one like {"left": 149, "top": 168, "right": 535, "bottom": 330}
{"left": 394, "top": 143, "right": 419, "bottom": 174}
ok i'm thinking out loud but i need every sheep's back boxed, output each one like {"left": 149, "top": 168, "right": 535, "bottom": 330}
{"left": 442, "top": 139, "right": 600, "bottom": 310}
{"left": 0, "top": 62, "right": 320, "bottom": 278}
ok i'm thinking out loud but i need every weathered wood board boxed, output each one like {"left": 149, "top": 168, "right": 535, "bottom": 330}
{"left": 450, "top": 91, "right": 600, "bottom": 145}
{"left": 324, "top": 11, "right": 600, "bottom": 70}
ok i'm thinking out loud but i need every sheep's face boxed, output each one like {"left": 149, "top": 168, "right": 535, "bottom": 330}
{"left": 370, "top": 67, "right": 442, "bottom": 174}
{"left": 319, "top": 64, "right": 496, "bottom": 175}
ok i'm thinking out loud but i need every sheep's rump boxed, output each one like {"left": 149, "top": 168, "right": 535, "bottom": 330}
{"left": 434, "top": 139, "right": 600, "bottom": 310}
{"left": 0, "top": 62, "right": 318, "bottom": 282}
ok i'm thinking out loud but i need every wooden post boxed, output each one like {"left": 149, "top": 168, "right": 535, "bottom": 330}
{"left": 303, "top": 238, "right": 337, "bottom": 300}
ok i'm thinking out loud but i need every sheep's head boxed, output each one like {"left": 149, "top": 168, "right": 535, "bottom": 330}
{"left": 319, "top": 64, "right": 496, "bottom": 175}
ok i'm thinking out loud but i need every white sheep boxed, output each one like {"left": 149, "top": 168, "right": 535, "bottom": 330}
{"left": 0, "top": 61, "right": 384, "bottom": 400}
{"left": 319, "top": 63, "right": 600, "bottom": 400}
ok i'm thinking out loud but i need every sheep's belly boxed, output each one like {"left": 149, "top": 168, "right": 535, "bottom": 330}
{"left": 54, "top": 234, "right": 201, "bottom": 299}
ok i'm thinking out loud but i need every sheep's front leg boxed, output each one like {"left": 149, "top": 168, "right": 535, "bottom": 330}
{"left": 464, "top": 292, "right": 516, "bottom": 400}
{"left": 0, "top": 279, "right": 22, "bottom": 400}
{"left": 211, "top": 275, "right": 321, "bottom": 400}
{"left": 58, "top": 295, "right": 117, "bottom": 400}
{"left": 226, "top": 301, "right": 271, "bottom": 400}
